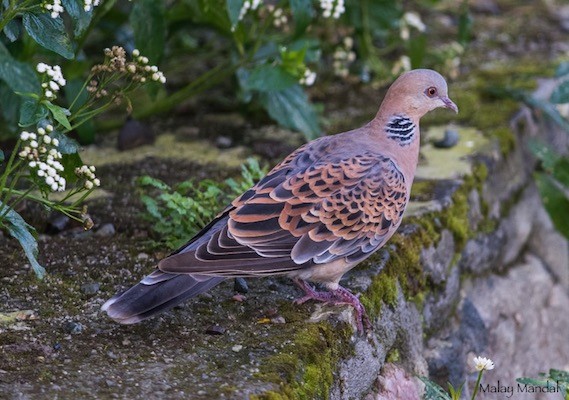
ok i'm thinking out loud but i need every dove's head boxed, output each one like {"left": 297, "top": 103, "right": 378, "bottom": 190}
{"left": 380, "top": 69, "right": 458, "bottom": 119}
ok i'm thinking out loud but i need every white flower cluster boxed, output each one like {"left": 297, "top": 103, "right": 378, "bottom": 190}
{"left": 36, "top": 63, "right": 67, "bottom": 100}
{"left": 84, "top": 0, "right": 101, "bottom": 12}
{"left": 75, "top": 165, "right": 100, "bottom": 190}
{"left": 132, "top": 49, "right": 166, "bottom": 83}
{"left": 236, "top": 0, "right": 263, "bottom": 25}
{"left": 400, "top": 11, "right": 426, "bottom": 41}
{"left": 320, "top": 0, "right": 345, "bottom": 19}
{"left": 333, "top": 37, "right": 356, "bottom": 78}
{"left": 473, "top": 356, "right": 495, "bottom": 371}
{"left": 43, "top": 0, "right": 64, "bottom": 19}
{"left": 18, "top": 125, "right": 66, "bottom": 192}
{"left": 299, "top": 68, "right": 316, "bottom": 86}
{"left": 270, "top": 7, "right": 288, "bottom": 28}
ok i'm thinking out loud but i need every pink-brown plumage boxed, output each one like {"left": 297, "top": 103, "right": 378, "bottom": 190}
{"left": 103, "top": 69, "right": 457, "bottom": 331}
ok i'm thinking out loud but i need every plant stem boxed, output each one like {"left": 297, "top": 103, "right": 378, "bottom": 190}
{"left": 471, "top": 370, "right": 484, "bottom": 400}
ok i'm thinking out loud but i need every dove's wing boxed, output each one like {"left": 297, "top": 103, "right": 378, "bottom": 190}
{"left": 158, "top": 137, "right": 408, "bottom": 276}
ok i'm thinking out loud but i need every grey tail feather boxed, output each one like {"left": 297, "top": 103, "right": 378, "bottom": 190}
{"left": 101, "top": 273, "right": 225, "bottom": 324}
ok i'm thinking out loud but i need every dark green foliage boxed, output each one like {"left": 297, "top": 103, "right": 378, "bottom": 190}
{"left": 517, "top": 369, "right": 569, "bottom": 400}
{"left": 139, "top": 158, "right": 267, "bottom": 249}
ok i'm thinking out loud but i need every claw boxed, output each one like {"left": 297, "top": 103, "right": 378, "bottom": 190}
{"left": 293, "top": 279, "right": 372, "bottom": 333}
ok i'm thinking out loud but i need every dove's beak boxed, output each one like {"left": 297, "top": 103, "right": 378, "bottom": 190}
{"left": 441, "top": 96, "right": 459, "bottom": 113}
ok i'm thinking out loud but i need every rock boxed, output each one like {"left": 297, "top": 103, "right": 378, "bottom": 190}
{"left": 80, "top": 282, "right": 100, "bottom": 295}
{"left": 376, "top": 364, "right": 420, "bottom": 400}
{"left": 117, "top": 118, "right": 155, "bottom": 151}
{"left": 433, "top": 129, "right": 459, "bottom": 149}
{"left": 231, "top": 345, "right": 243, "bottom": 352}
{"left": 95, "top": 223, "right": 116, "bottom": 238}
{"left": 205, "top": 325, "right": 226, "bottom": 335}
{"left": 234, "top": 278, "right": 249, "bottom": 294}
{"left": 64, "top": 321, "right": 84, "bottom": 334}
{"left": 421, "top": 229, "right": 455, "bottom": 285}
{"left": 215, "top": 135, "right": 233, "bottom": 149}
{"left": 46, "top": 213, "right": 71, "bottom": 234}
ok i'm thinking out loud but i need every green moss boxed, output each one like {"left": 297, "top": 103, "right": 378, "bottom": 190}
{"left": 254, "top": 322, "right": 352, "bottom": 400}
{"left": 410, "top": 180, "right": 439, "bottom": 202}
{"left": 386, "top": 349, "right": 400, "bottom": 363}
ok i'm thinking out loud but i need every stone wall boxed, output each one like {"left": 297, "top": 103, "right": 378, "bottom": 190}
{"left": 324, "top": 82, "right": 569, "bottom": 400}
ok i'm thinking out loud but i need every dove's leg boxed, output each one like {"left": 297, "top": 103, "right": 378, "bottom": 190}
{"left": 292, "top": 278, "right": 372, "bottom": 332}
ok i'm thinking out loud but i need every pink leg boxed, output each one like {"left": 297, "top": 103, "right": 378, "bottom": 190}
{"left": 293, "top": 278, "right": 372, "bottom": 333}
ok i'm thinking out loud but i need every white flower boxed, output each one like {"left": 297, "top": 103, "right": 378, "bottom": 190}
{"left": 403, "top": 12, "right": 426, "bottom": 33}
{"left": 52, "top": 138, "right": 59, "bottom": 147}
{"left": 132, "top": 49, "right": 140, "bottom": 57}
{"left": 43, "top": 136, "right": 51, "bottom": 144}
{"left": 319, "top": 0, "right": 344, "bottom": 19}
{"left": 30, "top": 140, "right": 38, "bottom": 148}
{"left": 473, "top": 356, "right": 495, "bottom": 371}
{"left": 46, "top": 125, "right": 54, "bottom": 132}
{"left": 85, "top": 181, "right": 94, "bottom": 190}
{"left": 37, "top": 127, "right": 46, "bottom": 135}
{"left": 300, "top": 68, "right": 316, "bottom": 86}
{"left": 36, "top": 63, "right": 48, "bottom": 73}
{"left": 20, "top": 131, "right": 30, "bottom": 141}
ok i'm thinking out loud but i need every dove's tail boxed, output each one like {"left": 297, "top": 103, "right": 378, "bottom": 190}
{"left": 102, "top": 271, "right": 224, "bottom": 324}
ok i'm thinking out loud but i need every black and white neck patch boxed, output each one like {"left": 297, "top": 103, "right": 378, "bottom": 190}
{"left": 385, "top": 115, "right": 416, "bottom": 146}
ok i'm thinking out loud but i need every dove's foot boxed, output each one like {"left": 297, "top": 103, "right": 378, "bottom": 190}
{"left": 293, "top": 278, "right": 372, "bottom": 333}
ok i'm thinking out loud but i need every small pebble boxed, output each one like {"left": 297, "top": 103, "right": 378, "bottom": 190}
{"left": 271, "top": 316, "right": 286, "bottom": 324}
{"left": 122, "top": 339, "right": 131, "bottom": 346}
{"left": 117, "top": 118, "right": 154, "bottom": 151}
{"left": 95, "top": 223, "right": 116, "bottom": 238}
{"left": 205, "top": 325, "right": 226, "bottom": 335}
{"left": 107, "top": 351, "right": 118, "bottom": 360}
{"left": 64, "top": 321, "right": 83, "bottom": 334}
{"left": 197, "top": 390, "right": 206, "bottom": 396}
{"left": 53, "top": 343, "right": 62, "bottom": 351}
{"left": 46, "top": 213, "right": 70, "bottom": 234}
{"left": 215, "top": 135, "right": 233, "bottom": 149}
{"left": 37, "top": 356, "right": 45, "bottom": 363}
{"left": 234, "top": 278, "right": 249, "bottom": 294}
{"left": 433, "top": 129, "right": 459, "bottom": 148}
{"left": 231, "top": 345, "right": 243, "bottom": 352}
{"left": 232, "top": 294, "right": 246, "bottom": 302}
{"left": 80, "top": 282, "right": 100, "bottom": 295}
{"left": 137, "top": 253, "right": 149, "bottom": 260}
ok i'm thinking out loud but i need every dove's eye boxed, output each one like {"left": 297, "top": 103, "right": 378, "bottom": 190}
{"left": 426, "top": 87, "right": 438, "bottom": 98}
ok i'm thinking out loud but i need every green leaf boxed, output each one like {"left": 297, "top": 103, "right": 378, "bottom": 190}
{"left": 535, "top": 172, "right": 569, "bottom": 239}
{"left": 553, "top": 157, "right": 569, "bottom": 188}
{"left": 550, "top": 80, "right": 569, "bottom": 104}
{"left": 19, "top": 98, "right": 48, "bottom": 127}
{"left": 555, "top": 62, "right": 569, "bottom": 78}
{"left": 418, "top": 376, "right": 452, "bottom": 400}
{"left": 0, "top": 82, "right": 21, "bottom": 126}
{"left": 3, "top": 19, "right": 20, "bottom": 42}
{"left": 247, "top": 65, "right": 297, "bottom": 92}
{"left": 226, "top": 0, "right": 245, "bottom": 29}
{"left": 44, "top": 102, "right": 72, "bottom": 131}
{"left": 0, "top": 205, "right": 45, "bottom": 278}
{"left": 130, "top": 0, "right": 166, "bottom": 63}
{"left": 528, "top": 140, "right": 559, "bottom": 171}
{"left": 62, "top": 0, "right": 94, "bottom": 37}
{"left": 0, "top": 42, "right": 41, "bottom": 94}
{"left": 59, "top": 152, "right": 83, "bottom": 183}
{"left": 51, "top": 130, "right": 80, "bottom": 154}
{"left": 290, "top": 0, "right": 313, "bottom": 35}
{"left": 22, "top": 12, "right": 74, "bottom": 59}
{"left": 259, "top": 85, "right": 320, "bottom": 140}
